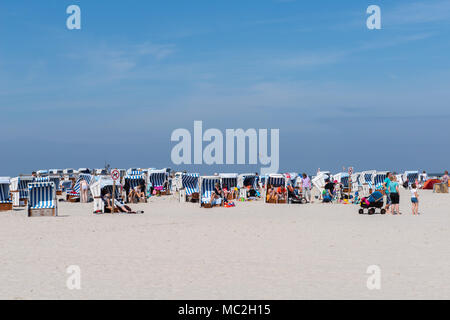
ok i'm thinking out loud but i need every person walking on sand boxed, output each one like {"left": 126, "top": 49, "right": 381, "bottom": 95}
{"left": 410, "top": 183, "right": 419, "bottom": 215}
{"left": 388, "top": 175, "right": 400, "bottom": 215}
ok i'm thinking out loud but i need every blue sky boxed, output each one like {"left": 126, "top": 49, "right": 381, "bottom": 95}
{"left": 1, "top": 0, "right": 450, "bottom": 176}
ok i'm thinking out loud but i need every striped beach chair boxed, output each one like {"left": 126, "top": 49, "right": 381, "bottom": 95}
{"left": 10, "top": 176, "right": 35, "bottom": 207}
{"left": 182, "top": 173, "right": 199, "bottom": 196}
{"left": 124, "top": 174, "right": 146, "bottom": 202}
{"left": 67, "top": 173, "right": 93, "bottom": 201}
{"left": 0, "top": 177, "right": 12, "bottom": 211}
{"left": 219, "top": 173, "right": 238, "bottom": 199}
{"left": 180, "top": 173, "right": 199, "bottom": 202}
{"left": 265, "top": 173, "right": 288, "bottom": 204}
{"left": 148, "top": 169, "right": 169, "bottom": 194}
{"left": 237, "top": 173, "right": 259, "bottom": 199}
{"left": 48, "top": 176, "right": 61, "bottom": 194}
{"left": 403, "top": 171, "right": 419, "bottom": 187}
{"left": 35, "top": 177, "right": 50, "bottom": 182}
{"left": 333, "top": 172, "right": 350, "bottom": 188}
{"left": 36, "top": 170, "right": 48, "bottom": 177}
{"left": 360, "top": 170, "right": 376, "bottom": 196}
{"left": 374, "top": 171, "right": 388, "bottom": 191}
{"left": 27, "top": 182, "right": 57, "bottom": 217}
{"left": 199, "top": 176, "right": 221, "bottom": 207}
{"left": 63, "top": 168, "right": 75, "bottom": 179}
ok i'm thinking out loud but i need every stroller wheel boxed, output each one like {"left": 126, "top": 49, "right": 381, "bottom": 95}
{"left": 358, "top": 209, "right": 364, "bottom": 214}
{"left": 368, "top": 208, "right": 375, "bottom": 215}
{"left": 380, "top": 209, "right": 386, "bottom": 215}
{"left": 301, "top": 198, "right": 307, "bottom": 204}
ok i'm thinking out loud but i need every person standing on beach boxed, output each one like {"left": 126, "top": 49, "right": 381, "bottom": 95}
{"left": 410, "top": 183, "right": 419, "bottom": 215}
{"left": 388, "top": 175, "right": 400, "bottom": 215}
{"left": 301, "top": 173, "right": 312, "bottom": 203}
{"left": 383, "top": 172, "right": 392, "bottom": 212}
{"left": 441, "top": 171, "right": 449, "bottom": 186}
{"left": 80, "top": 179, "right": 89, "bottom": 203}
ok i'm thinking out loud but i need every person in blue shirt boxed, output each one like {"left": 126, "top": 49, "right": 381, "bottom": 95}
{"left": 383, "top": 172, "right": 392, "bottom": 211}
{"left": 388, "top": 175, "right": 400, "bottom": 215}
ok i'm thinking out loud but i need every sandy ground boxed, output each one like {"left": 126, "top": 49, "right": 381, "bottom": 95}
{"left": 0, "top": 188, "right": 449, "bottom": 300}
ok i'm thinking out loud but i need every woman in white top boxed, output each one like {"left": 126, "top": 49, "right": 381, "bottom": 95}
{"left": 410, "top": 183, "right": 419, "bottom": 215}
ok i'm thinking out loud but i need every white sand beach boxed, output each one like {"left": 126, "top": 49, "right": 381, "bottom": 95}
{"left": 0, "top": 188, "right": 449, "bottom": 300}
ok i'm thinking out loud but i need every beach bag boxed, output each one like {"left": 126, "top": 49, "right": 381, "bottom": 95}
{"left": 323, "top": 194, "right": 332, "bottom": 202}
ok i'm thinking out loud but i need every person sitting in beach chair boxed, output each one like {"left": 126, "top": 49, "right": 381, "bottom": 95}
{"left": 210, "top": 183, "right": 224, "bottom": 205}
{"left": 266, "top": 184, "right": 277, "bottom": 202}
{"left": 102, "top": 192, "right": 136, "bottom": 214}
{"left": 128, "top": 184, "right": 146, "bottom": 203}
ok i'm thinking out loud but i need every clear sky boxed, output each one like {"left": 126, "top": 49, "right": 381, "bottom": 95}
{"left": 1, "top": 0, "right": 450, "bottom": 176}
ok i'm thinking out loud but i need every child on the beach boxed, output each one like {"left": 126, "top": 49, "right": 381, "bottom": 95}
{"left": 410, "top": 183, "right": 419, "bottom": 215}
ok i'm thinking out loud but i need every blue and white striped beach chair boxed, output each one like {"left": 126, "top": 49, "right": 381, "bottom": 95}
{"left": 374, "top": 172, "right": 388, "bottom": 191}
{"left": 148, "top": 169, "right": 169, "bottom": 194}
{"left": 219, "top": 173, "right": 238, "bottom": 199}
{"left": 360, "top": 170, "right": 376, "bottom": 196}
{"left": 199, "top": 176, "right": 221, "bottom": 207}
{"left": 403, "top": 171, "right": 419, "bottom": 187}
{"left": 237, "top": 173, "right": 259, "bottom": 199}
{"left": 10, "top": 176, "right": 35, "bottom": 207}
{"left": 182, "top": 173, "right": 199, "bottom": 197}
{"left": 35, "top": 177, "right": 50, "bottom": 182}
{"left": 124, "top": 174, "right": 146, "bottom": 202}
{"left": 27, "top": 182, "right": 57, "bottom": 217}
{"left": 0, "top": 177, "right": 12, "bottom": 211}
{"left": 265, "top": 174, "right": 288, "bottom": 204}
{"left": 68, "top": 173, "right": 93, "bottom": 200}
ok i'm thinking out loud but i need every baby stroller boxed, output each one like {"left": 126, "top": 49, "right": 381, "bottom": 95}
{"left": 288, "top": 186, "right": 307, "bottom": 204}
{"left": 359, "top": 190, "right": 386, "bottom": 215}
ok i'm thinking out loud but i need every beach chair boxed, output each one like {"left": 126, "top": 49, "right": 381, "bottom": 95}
{"left": 237, "top": 173, "right": 259, "bottom": 200}
{"left": 147, "top": 169, "right": 169, "bottom": 195}
{"left": 180, "top": 173, "right": 199, "bottom": 202}
{"left": 219, "top": 173, "right": 238, "bottom": 200}
{"left": 36, "top": 170, "right": 48, "bottom": 177}
{"left": 0, "top": 177, "right": 12, "bottom": 211}
{"left": 199, "top": 176, "right": 222, "bottom": 208}
{"left": 49, "top": 169, "right": 63, "bottom": 176}
{"left": 403, "top": 171, "right": 419, "bottom": 187}
{"left": 373, "top": 171, "right": 388, "bottom": 192}
{"left": 312, "top": 172, "right": 329, "bottom": 197}
{"left": 259, "top": 175, "right": 266, "bottom": 190}
{"left": 333, "top": 172, "right": 350, "bottom": 189}
{"left": 124, "top": 173, "right": 146, "bottom": 203}
{"left": 35, "top": 177, "right": 50, "bottom": 182}
{"left": 67, "top": 173, "right": 93, "bottom": 202}
{"left": 91, "top": 176, "right": 122, "bottom": 213}
{"left": 63, "top": 168, "right": 75, "bottom": 180}
{"left": 10, "top": 176, "right": 35, "bottom": 207}
{"left": 48, "top": 176, "right": 62, "bottom": 195}
{"left": 264, "top": 173, "right": 288, "bottom": 204}
{"left": 351, "top": 173, "right": 362, "bottom": 193}
{"left": 27, "top": 182, "right": 57, "bottom": 217}
{"left": 360, "top": 170, "right": 376, "bottom": 196}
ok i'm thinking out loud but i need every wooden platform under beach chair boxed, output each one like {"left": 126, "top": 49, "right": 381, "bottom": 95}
{"left": 27, "top": 182, "right": 58, "bottom": 217}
